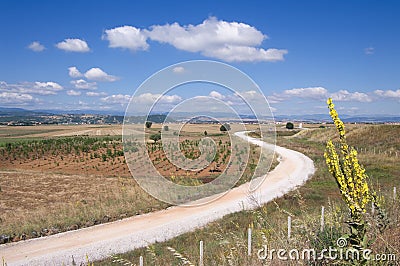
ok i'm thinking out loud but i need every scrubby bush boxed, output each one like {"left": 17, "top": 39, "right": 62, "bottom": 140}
{"left": 220, "top": 124, "right": 231, "bottom": 132}
{"left": 150, "top": 133, "right": 161, "bottom": 143}
{"left": 286, "top": 122, "right": 294, "bottom": 129}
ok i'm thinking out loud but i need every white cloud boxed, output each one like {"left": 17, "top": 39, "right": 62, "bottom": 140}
{"left": 86, "top": 91, "right": 107, "bottom": 97}
{"left": 68, "top": 66, "right": 83, "bottom": 78}
{"left": 364, "top": 47, "right": 374, "bottom": 55}
{"left": 70, "top": 79, "right": 97, "bottom": 89}
{"left": 103, "top": 17, "right": 288, "bottom": 62}
{"left": 374, "top": 89, "right": 400, "bottom": 99}
{"left": 204, "top": 46, "right": 288, "bottom": 62}
{"left": 130, "top": 93, "right": 182, "bottom": 104}
{"left": 209, "top": 90, "right": 225, "bottom": 100}
{"left": 1, "top": 81, "right": 63, "bottom": 95}
{"left": 101, "top": 94, "right": 132, "bottom": 104}
{"left": 102, "top": 26, "right": 148, "bottom": 51}
{"left": 33, "top": 82, "right": 63, "bottom": 94}
{"left": 269, "top": 87, "right": 373, "bottom": 103}
{"left": 146, "top": 17, "right": 286, "bottom": 62}
{"left": 147, "top": 17, "right": 265, "bottom": 51}
{"left": 172, "top": 66, "right": 185, "bottom": 73}
{"left": 84, "top": 68, "right": 118, "bottom": 82}
{"left": 283, "top": 87, "right": 328, "bottom": 99}
{"left": 266, "top": 95, "right": 284, "bottom": 104}
{"left": 66, "top": 90, "right": 81, "bottom": 96}
{"left": 56, "top": 38, "right": 90, "bottom": 52}
{"left": 330, "top": 90, "right": 372, "bottom": 102}
{"left": 0, "top": 92, "right": 36, "bottom": 104}
{"left": 28, "top": 41, "right": 45, "bottom": 52}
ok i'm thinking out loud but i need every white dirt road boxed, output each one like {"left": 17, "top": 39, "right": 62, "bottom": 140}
{"left": 0, "top": 132, "right": 315, "bottom": 265}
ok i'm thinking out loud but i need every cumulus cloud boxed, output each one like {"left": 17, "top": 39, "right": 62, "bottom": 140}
{"left": 66, "top": 90, "right": 81, "bottom": 96}
{"left": 147, "top": 17, "right": 264, "bottom": 49}
{"left": 68, "top": 66, "right": 83, "bottom": 78}
{"left": 84, "top": 68, "right": 118, "bottom": 82}
{"left": 70, "top": 79, "right": 97, "bottom": 89}
{"left": 103, "top": 17, "right": 288, "bottom": 62}
{"left": 102, "top": 26, "right": 149, "bottom": 51}
{"left": 86, "top": 91, "right": 107, "bottom": 97}
{"left": 0, "top": 92, "right": 36, "bottom": 105}
{"left": 101, "top": 94, "right": 132, "bottom": 104}
{"left": 34, "top": 81, "right": 62, "bottom": 90}
{"left": 56, "top": 38, "right": 90, "bottom": 52}
{"left": 330, "top": 90, "right": 372, "bottom": 102}
{"left": 1, "top": 81, "right": 63, "bottom": 95}
{"left": 283, "top": 87, "right": 328, "bottom": 99}
{"left": 172, "top": 66, "right": 185, "bottom": 73}
{"left": 204, "top": 46, "right": 287, "bottom": 62}
{"left": 209, "top": 90, "right": 225, "bottom": 100}
{"left": 28, "top": 41, "right": 45, "bottom": 52}
{"left": 269, "top": 87, "right": 373, "bottom": 103}
{"left": 374, "top": 89, "right": 400, "bottom": 99}
{"left": 130, "top": 93, "right": 182, "bottom": 104}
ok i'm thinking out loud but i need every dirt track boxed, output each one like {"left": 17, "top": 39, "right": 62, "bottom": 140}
{"left": 0, "top": 131, "right": 315, "bottom": 265}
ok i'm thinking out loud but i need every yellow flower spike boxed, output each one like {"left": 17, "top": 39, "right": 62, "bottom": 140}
{"left": 325, "top": 98, "right": 371, "bottom": 218}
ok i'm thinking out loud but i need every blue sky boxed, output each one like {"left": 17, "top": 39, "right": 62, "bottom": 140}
{"left": 0, "top": 0, "right": 399, "bottom": 116}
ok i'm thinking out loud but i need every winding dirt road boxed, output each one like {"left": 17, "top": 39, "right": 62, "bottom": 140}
{"left": 0, "top": 132, "right": 315, "bottom": 265}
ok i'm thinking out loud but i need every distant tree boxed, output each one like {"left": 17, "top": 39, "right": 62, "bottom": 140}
{"left": 204, "top": 130, "right": 208, "bottom": 136}
{"left": 150, "top": 133, "right": 161, "bottom": 143}
{"left": 163, "top": 125, "right": 169, "bottom": 131}
{"left": 220, "top": 124, "right": 231, "bottom": 132}
{"left": 286, "top": 122, "right": 294, "bottom": 130}
{"left": 145, "top": 121, "right": 153, "bottom": 129}
{"left": 319, "top": 125, "right": 326, "bottom": 129}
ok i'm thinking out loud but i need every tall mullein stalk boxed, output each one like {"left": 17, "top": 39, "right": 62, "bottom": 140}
{"left": 324, "top": 98, "right": 384, "bottom": 250}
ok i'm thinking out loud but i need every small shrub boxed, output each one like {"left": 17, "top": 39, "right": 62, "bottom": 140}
{"left": 150, "top": 133, "right": 161, "bottom": 143}
{"left": 220, "top": 124, "right": 231, "bottom": 132}
{"left": 286, "top": 122, "right": 294, "bottom": 129}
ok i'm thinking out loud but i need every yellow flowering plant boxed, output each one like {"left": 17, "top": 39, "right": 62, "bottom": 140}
{"left": 324, "top": 98, "right": 387, "bottom": 250}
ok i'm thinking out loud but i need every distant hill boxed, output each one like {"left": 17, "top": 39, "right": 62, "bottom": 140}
{"left": 1, "top": 107, "right": 399, "bottom": 124}
{"left": 0, "top": 107, "right": 51, "bottom": 117}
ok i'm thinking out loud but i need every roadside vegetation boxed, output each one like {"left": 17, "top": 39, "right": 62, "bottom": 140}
{"left": 96, "top": 122, "right": 399, "bottom": 265}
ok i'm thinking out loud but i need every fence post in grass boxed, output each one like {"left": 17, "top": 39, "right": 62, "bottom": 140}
{"left": 199, "top": 240, "right": 204, "bottom": 266}
{"left": 287, "top": 216, "right": 291, "bottom": 240}
{"left": 139, "top": 256, "right": 143, "bottom": 266}
{"left": 248, "top": 227, "right": 252, "bottom": 256}
{"left": 394, "top": 187, "right": 397, "bottom": 201}
{"left": 371, "top": 201, "right": 375, "bottom": 216}
{"left": 320, "top": 206, "right": 325, "bottom": 232}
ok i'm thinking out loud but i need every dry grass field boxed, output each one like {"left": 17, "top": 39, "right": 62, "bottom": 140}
{"left": 0, "top": 123, "right": 273, "bottom": 242}
{"left": 95, "top": 124, "right": 400, "bottom": 265}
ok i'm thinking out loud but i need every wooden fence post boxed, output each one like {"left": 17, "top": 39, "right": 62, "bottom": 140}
{"left": 248, "top": 227, "right": 252, "bottom": 256}
{"left": 199, "top": 240, "right": 204, "bottom": 266}
{"left": 320, "top": 206, "right": 325, "bottom": 232}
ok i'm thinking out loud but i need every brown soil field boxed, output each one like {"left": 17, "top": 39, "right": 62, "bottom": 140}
{"left": 0, "top": 123, "right": 273, "bottom": 242}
